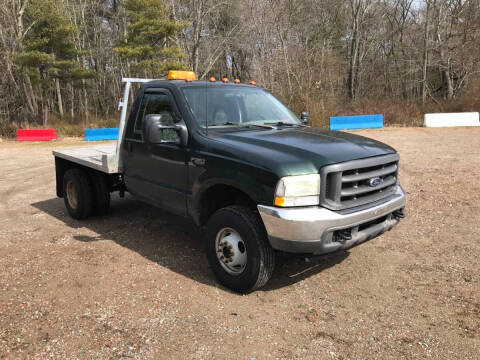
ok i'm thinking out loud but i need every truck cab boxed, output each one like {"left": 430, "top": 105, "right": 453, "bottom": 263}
{"left": 53, "top": 71, "right": 406, "bottom": 293}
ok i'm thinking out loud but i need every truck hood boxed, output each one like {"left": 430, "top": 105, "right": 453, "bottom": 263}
{"left": 211, "top": 127, "right": 396, "bottom": 176}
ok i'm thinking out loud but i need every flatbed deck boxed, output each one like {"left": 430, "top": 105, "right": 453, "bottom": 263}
{"left": 52, "top": 144, "right": 120, "bottom": 174}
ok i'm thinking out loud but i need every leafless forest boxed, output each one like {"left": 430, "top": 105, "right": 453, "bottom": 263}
{"left": 1, "top": 0, "right": 480, "bottom": 136}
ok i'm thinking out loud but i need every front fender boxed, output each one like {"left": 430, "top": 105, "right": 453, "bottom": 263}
{"left": 187, "top": 152, "right": 278, "bottom": 224}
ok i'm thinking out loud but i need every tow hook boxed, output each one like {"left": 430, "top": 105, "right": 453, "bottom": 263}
{"left": 393, "top": 209, "right": 405, "bottom": 220}
{"left": 334, "top": 229, "right": 353, "bottom": 243}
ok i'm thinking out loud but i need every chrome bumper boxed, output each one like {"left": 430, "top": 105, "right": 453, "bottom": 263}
{"left": 257, "top": 186, "right": 406, "bottom": 255}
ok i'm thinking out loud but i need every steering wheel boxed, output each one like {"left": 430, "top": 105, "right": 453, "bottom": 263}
{"left": 208, "top": 107, "right": 228, "bottom": 125}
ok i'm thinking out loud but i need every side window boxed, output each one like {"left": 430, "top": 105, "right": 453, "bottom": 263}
{"left": 126, "top": 93, "right": 180, "bottom": 141}
{"left": 129, "top": 92, "right": 178, "bottom": 141}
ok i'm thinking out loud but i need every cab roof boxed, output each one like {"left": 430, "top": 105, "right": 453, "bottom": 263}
{"left": 142, "top": 80, "right": 258, "bottom": 90}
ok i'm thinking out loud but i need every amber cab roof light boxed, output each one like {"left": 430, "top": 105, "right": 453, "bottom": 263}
{"left": 209, "top": 77, "right": 216, "bottom": 82}
{"left": 233, "top": 79, "right": 240, "bottom": 84}
{"left": 221, "top": 77, "right": 229, "bottom": 83}
{"left": 168, "top": 70, "right": 197, "bottom": 81}
{"left": 249, "top": 80, "right": 257, "bottom": 86}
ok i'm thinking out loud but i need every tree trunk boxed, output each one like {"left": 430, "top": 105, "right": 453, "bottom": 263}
{"left": 43, "top": 107, "right": 48, "bottom": 127}
{"left": 443, "top": 67, "right": 454, "bottom": 100}
{"left": 421, "top": 1, "right": 430, "bottom": 104}
{"left": 348, "top": 1, "right": 361, "bottom": 101}
{"left": 55, "top": 78, "right": 64, "bottom": 117}
{"left": 22, "top": 76, "right": 36, "bottom": 115}
{"left": 191, "top": 0, "right": 204, "bottom": 74}
{"left": 279, "top": 30, "right": 293, "bottom": 104}
{"left": 348, "top": 26, "right": 359, "bottom": 100}
{"left": 70, "top": 82, "right": 74, "bottom": 120}
{"left": 83, "top": 81, "right": 88, "bottom": 128}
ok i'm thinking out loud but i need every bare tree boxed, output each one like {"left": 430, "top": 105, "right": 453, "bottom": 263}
{"left": 1, "top": 0, "right": 480, "bottom": 134}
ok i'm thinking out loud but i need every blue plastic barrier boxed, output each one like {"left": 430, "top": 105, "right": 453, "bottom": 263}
{"left": 329, "top": 114, "right": 383, "bottom": 130}
{"left": 85, "top": 128, "right": 119, "bottom": 141}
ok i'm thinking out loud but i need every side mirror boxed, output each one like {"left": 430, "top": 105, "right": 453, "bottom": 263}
{"left": 300, "top": 112, "right": 310, "bottom": 126}
{"left": 143, "top": 114, "right": 188, "bottom": 146}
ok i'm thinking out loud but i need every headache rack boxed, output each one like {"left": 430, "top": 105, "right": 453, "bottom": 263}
{"left": 52, "top": 78, "right": 155, "bottom": 174}
{"left": 320, "top": 154, "right": 400, "bottom": 211}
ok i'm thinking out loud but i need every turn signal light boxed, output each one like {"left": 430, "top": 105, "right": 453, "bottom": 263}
{"left": 168, "top": 70, "right": 197, "bottom": 81}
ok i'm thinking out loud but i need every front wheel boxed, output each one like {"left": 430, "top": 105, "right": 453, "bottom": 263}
{"left": 205, "top": 205, "right": 275, "bottom": 293}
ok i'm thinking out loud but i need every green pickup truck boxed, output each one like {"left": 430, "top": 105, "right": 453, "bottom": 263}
{"left": 53, "top": 72, "right": 406, "bottom": 293}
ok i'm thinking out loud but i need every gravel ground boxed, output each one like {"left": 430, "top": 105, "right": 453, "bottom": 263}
{"left": 0, "top": 127, "right": 479, "bottom": 359}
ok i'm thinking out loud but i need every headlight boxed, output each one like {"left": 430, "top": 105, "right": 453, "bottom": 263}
{"left": 274, "top": 174, "right": 321, "bottom": 207}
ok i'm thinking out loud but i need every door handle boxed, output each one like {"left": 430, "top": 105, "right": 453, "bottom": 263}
{"left": 191, "top": 157, "right": 205, "bottom": 166}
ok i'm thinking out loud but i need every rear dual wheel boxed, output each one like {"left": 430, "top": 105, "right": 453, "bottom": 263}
{"left": 63, "top": 168, "right": 110, "bottom": 220}
{"left": 205, "top": 205, "right": 275, "bottom": 293}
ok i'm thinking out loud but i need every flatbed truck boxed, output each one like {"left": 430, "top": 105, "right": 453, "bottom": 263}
{"left": 53, "top": 71, "right": 406, "bottom": 293}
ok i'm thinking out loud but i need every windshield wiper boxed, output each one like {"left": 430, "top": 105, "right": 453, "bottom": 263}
{"left": 208, "top": 121, "right": 239, "bottom": 127}
{"left": 209, "top": 122, "right": 278, "bottom": 130}
{"left": 210, "top": 122, "right": 275, "bottom": 129}
{"left": 243, "top": 124, "right": 275, "bottom": 129}
{"left": 263, "top": 121, "right": 304, "bottom": 127}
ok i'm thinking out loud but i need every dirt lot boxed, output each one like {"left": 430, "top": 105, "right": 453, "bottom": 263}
{"left": 0, "top": 127, "right": 479, "bottom": 359}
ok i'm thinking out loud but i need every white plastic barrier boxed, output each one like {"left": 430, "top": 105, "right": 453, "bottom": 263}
{"left": 424, "top": 112, "right": 480, "bottom": 127}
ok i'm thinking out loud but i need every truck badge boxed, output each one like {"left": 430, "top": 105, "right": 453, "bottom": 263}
{"left": 368, "top": 177, "right": 384, "bottom": 187}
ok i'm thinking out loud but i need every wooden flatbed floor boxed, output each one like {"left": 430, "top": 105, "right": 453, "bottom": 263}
{"left": 52, "top": 144, "right": 119, "bottom": 174}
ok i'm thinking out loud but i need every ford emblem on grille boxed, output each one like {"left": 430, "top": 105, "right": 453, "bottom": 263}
{"left": 368, "top": 177, "right": 384, "bottom": 187}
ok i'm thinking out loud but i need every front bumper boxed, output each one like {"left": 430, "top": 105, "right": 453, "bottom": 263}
{"left": 258, "top": 186, "right": 406, "bottom": 255}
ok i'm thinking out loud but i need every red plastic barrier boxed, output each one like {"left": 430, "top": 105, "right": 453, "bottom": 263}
{"left": 16, "top": 129, "right": 57, "bottom": 141}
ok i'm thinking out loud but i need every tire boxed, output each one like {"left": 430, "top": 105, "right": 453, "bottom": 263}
{"left": 62, "top": 168, "right": 94, "bottom": 220}
{"left": 90, "top": 171, "right": 110, "bottom": 216}
{"left": 205, "top": 205, "right": 275, "bottom": 293}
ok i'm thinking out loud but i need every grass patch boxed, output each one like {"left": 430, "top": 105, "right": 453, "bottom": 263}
{"left": 0, "top": 115, "right": 119, "bottom": 139}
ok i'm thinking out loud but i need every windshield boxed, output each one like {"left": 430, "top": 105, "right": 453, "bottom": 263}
{"left": 182, "top": 86, "right": 300, "bottom": 128}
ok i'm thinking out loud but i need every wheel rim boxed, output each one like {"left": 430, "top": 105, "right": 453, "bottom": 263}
{"left": 215, "top": 227, "right": 247, "bottom": 275}
{"left": 66, "top": 180, "right": 78, "bottom": 209}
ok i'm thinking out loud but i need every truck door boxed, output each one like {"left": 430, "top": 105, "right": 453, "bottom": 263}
{"left": 122, "top": 89, "right": 188, "bottom": 216}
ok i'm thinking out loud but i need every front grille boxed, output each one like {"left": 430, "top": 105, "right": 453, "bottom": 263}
{"left": 320, "top": 154, "right": 399, "bottom": 210}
